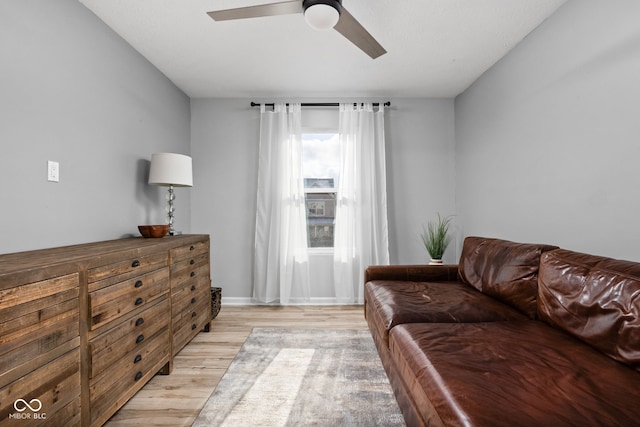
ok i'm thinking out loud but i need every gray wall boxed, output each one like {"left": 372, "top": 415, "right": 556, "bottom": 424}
{"left": 191, "top": 98, "right": 456, "bottom": 300}
{"left": 455, "top": 0, "right": 640, "bottom": 261}
{"left": 386, "top": 99, "right": 457, "bottom": 264}
{"left": 0, "top": 0, "right": 191, "bottom": 254}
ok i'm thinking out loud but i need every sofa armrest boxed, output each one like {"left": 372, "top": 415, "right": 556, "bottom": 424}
{"left": 364, "top": 265, "right": 459, "bottom": 283}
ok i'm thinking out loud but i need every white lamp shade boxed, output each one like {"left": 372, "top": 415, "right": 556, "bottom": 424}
{"left": 148, "top": 153, "right": 193, "bottom": 187}
{"left": 304, "top": 4, "right": 340, "bottom": 30}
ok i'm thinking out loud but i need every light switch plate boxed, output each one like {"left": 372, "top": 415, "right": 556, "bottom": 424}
{"left": 48, "top": 160, "right": 59, "bottom": 182}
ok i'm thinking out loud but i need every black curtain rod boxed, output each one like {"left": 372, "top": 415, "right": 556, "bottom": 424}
{"left": 250, "top": 102, "right": 390, "bottom": 108}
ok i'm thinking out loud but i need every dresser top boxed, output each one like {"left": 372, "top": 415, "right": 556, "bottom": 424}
{"left": 0, "top": 234, "right": 209, "bottom": 286}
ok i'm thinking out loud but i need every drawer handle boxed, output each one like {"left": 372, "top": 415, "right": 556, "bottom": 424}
{"left": 134, "top": 371, "right": 143, "bottom": 381}
{"left": 191, "top": 285, "right": 196, "bottom": 291}
{"left": 134, "top": 354, "right": 142, "bottom": 364}
{"left": 135, "top": 297, "right": 144, "bottom": 306}
{"left": 132, "top": 260, "right": 141, "bottom": 268}
{"left": 191, "top": 312, "right": 197, "bottom": 318}
{"left": 135, "top": 280, "right": 143, "bottom": 288}
{"left": 191, "top": 297, "right": 196, "bottom": 304}
{"left": 136, "top": 334, "right": 145, "bottom": 344}
{"left": 190, "top": 271, "right": 195, "bottom": 277}
{"left": 190, "top": 245, "right": 195, "bottom": 251}
{"left": 135, "top": 317, "right": 144, "bottom": 326}
{"left": 191, "top": 324, "right": 197, "bottom": 330}
{"left": 190, "top": 259, "right": 195, "bottom": 265}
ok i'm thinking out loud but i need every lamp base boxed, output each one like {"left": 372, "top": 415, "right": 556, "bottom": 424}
{"left": 169, "top": 230, "right": 183, "bottom": 236}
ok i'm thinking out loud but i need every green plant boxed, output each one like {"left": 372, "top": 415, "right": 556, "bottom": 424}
{"left": 421, "top": 213, "right": 453, "bottom": 260}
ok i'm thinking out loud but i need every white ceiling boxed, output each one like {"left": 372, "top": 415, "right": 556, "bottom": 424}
{"left": 78, "top": 0, "right": 567, "bottom": 99}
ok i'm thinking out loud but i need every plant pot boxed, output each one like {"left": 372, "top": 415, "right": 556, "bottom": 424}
{"left": 429, "top": 259, "right": 443, "bottom": 265}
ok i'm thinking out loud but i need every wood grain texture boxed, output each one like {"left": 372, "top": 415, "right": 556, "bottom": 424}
{"left": 0, "top": 235, "right": 212, "bottom": 427}
{"left": 103, "top": 305, "right": 367, "bottom": 426}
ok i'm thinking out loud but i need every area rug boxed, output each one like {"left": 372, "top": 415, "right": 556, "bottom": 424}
{"left": 192, "top": 328, "right": 406, "bottom": 427}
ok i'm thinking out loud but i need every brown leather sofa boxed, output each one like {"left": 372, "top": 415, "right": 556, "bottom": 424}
{"left": 364, "top": 236, "right": 640, "bottom": 427}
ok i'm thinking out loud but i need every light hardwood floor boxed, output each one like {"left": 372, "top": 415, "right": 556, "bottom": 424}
{"left": 104, "top": 305, "right": 367, "bottom": 426}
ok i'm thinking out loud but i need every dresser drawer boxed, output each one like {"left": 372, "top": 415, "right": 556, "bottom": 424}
{"left": 89, "top": 296, "right": 170, "bottom": 379}
{"left": 40, "top": 396, "right": 81, "bottom": 427}
{"left": 0, "top": 304, "right": 79, "bottom": 390}
{"left": 90, "top": 325, "right": 169, "bottom": 402}
{"left": 170, "top": 251, "right": 209, "bottom": 276}
{"left": 88, "top": 252, "right": 168, "bottom": 290}
{"left": 0, "top": 274, "right": 79, "bottom": 389}
{"left": 171, "top": 277, "right": 209, "bottom": 316}
{"left": 172, "top": 297, "right": 210, "bottom": 355}
{"left": 0, "top": 348, "right": 80, "bottom": 426}
{"left": 170, "top": 240, "right": 209, "bottom": 264}
{"left": 89, "top": 328, "right": 169, "bottom": 426}
{"left": 173, "top": 295, "right": 209, "bottom": 333}
{"left": 88, "top": 267, "right": 169, "bottom": 330}
{"left": 0, "top": 273, "right": 78, "bottom": 314}
{"left": 171, "top": 259, "right": 209, "bottom": 291}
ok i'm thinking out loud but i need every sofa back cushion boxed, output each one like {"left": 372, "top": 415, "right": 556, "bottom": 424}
{"left": 538, "top": 249, "right": 640, "bottom": 370}
{"left": 458, "top": 236, "right": 558, "bottom": 318}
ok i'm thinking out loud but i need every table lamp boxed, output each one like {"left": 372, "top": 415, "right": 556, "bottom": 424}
{"left": 148, "top": 153, "right": 193, "bottom": 235}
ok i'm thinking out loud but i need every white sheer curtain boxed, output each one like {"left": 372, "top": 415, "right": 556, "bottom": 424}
{"left": 333, "top": 103, "right": 390, "bottom": 303}
{"left": 253, "top": 103, "right": 311, "bottom": 304}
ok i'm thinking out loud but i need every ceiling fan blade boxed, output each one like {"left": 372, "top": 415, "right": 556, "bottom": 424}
{"left": 334, "top": 7, "right": 386, "bottom": 59}
{"left": 207, "top": 1, "right": 302, "bottom": 21}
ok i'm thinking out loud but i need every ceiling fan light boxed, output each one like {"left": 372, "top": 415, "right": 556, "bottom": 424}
{"left": 304, "top": 3, "right": 340, "bottom": 30}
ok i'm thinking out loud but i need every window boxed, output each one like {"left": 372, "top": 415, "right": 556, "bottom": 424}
{"left": 308, "top": 201, "right": 325, "bottom": 217}
{"left": 301, "top": 133, "right": 339, "bottom": 248}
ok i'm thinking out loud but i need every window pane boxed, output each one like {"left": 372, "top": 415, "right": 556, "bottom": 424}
{"left": 302, "top": 134, "right": 340, "bottom": 188}
{"left": 305, "top": 192, "right": 335, "bottom": 248}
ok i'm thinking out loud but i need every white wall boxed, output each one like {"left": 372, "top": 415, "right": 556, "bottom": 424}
{"left": 191, "top": 98, "right": 456, "bottom": 301}
{"left": 0, "top": 0, "right": 191, "bottom": 254}
{"left": 455, "top": 0, "right": 640, "bottom": 261}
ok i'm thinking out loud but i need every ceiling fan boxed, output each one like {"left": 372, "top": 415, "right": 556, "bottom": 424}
{"left": 206, "top": 0, "right": 386, "bottom": 59}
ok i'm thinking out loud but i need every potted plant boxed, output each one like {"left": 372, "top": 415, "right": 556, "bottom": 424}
{"left": 421, "top": 213, "right": 453, "bottom": 265}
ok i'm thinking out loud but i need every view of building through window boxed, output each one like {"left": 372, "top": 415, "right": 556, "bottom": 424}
{"left": 301, "top": 134, "right": 339, "bottom": 248}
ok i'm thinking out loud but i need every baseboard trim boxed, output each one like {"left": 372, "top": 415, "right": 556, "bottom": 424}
{"left": 221, "top": 297, "right": 254, "bottom": 305}
{"left": 221, "top": 297, "right": 364, "bottom": 306}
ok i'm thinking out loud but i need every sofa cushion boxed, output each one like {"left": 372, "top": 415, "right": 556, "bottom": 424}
{"left": 538, "top": 249, "right": 640, "bottom": 371}
{"left": 389, "top": 321, "right": 640, "bottom": 427}
{"left": 458, "top": 236, "right": 558, "bottom": 318}
{"left": 364, "top": 280, "right": 526, "bottom": 347}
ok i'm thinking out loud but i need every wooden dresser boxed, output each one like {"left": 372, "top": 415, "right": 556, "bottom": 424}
{"left": 0, "top": 235, "right": 211, "bottom": 427}
{"left": 169, "top": 239, "right": 211, "bottom": 357}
